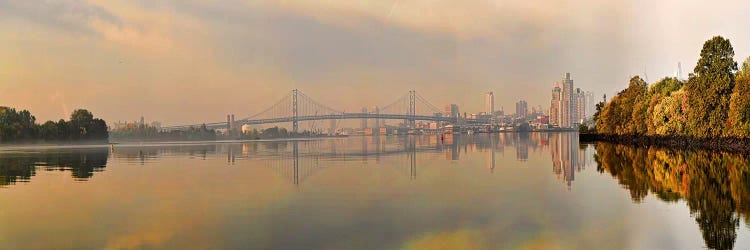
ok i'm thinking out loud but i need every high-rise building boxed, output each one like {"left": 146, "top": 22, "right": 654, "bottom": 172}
{"left": 444, "top": 104, "right": 459, "bottom": 118}
{"left": 560, "top": 73, "right": 575, "bottom": 128}
{"left": 585, "top": 91, "right": 595, "bottom": 119}
{"left": 550, "top": 84, "right": 562, "bottom": 126}
{"left": 485, "top": 92, "right": 494, "bottom": 115}
{"left": 515, "top": 100, "right": 528, "bottom": 119}
{"left": 575, "top": 88, "right": 586, "bottom": 124}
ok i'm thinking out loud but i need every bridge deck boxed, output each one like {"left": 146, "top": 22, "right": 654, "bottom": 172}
{"left": 163, "top": 113, "right": 487, "bottom": 131}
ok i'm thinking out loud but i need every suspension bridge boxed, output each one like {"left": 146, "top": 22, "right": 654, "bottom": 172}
{"left": 162, "top": 89, "right": 485, "bottom": 132}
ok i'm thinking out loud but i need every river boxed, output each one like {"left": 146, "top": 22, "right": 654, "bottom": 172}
{"left": 1, "top": 133, "right": 748, "bottom": 249}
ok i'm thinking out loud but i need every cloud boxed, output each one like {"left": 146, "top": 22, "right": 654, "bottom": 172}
{"left": 270, "top": 0, "right": 626, "bottom": 42}
{"left": 0, "top": 0, "right": 181, "bottom": 54}
{"left": 2, "top": 0, "right": 750, "bottom": 124}
{"left": 0, "top": 0, "right": 120, "bottom": 36}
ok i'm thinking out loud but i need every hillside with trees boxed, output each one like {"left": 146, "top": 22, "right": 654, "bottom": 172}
{"left": 593, "top": 36, "right": 750, "bottom": 139}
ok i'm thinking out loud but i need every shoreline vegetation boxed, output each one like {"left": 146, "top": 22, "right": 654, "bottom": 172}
{"left": 579, "top": 133, "right": 750, "bottom": 153}
{"left": 580, "top": 36, "right": 750, "bottom": 151}
{"left": 0, "top": 108, "right": 108, "bottom": 144}
{"left": 108, "top": 125, "right": 328, "bottom": 142}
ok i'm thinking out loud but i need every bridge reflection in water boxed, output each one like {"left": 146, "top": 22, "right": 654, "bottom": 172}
{"left": 219, "top": 133, "right": 590, "bottom": 187}
{"left": 225, "top": 136, "right": 428, "bottom": 185}
{"left": 0, "top": 133, "right": 588, "bottom": 188}
{"left": 1, "top": 133, "right": 749, "bottom": 249}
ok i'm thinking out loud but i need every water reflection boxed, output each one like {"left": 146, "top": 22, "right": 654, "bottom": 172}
{"left": 594, "top": 143, "right": 750, "bottom": 250}
{"left": 0, "top": 134, "right": 587, "bottom": 187}
{"left": 1, "top": 134, "right": 748, "bottom": 249}
{"left": 0, "top": 147, "right": 109, "bottom": 186}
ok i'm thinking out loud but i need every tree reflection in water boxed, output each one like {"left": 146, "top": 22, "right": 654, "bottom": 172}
{"left": 594, "top": 143, "right": 750, "bottom": 250}
{"left": 0, "top": 148, "right": 109, "bottom": 186}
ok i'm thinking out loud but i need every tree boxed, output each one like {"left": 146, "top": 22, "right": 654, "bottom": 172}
{"left": 727, "top": 57, "right": 750, "bottom": 137}
{"left": 649, "top": 77, "right": 683, "bottom": 96}
{"left": 0, "top": 107, "right": 36, "bottom": 142}
{"left": 646, "top": 77, "right": 685, "bottom": 135}
{"left": 649, "top": 90, "right": 688, "bottom": 135}
{"left": 685, "top": 36, "right": 738, "bottom": 137}
{"left": 38, "top": 121, "right": 60, "bottom": 141}
{"left": 595, "top": 76, "right": 648, "bottom": 135}
{"left": 69, "top": 109, "right": 94, "bottom": 139}
{"left": 630, "top": 87, "right": 650, "bottom": 135}
{"left": 70, "top": 109, "right": 94, "bottom": 124}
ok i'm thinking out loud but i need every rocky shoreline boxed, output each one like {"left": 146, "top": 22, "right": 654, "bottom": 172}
{"left": 579, "top": 133, "right": 750, "bottom": 152}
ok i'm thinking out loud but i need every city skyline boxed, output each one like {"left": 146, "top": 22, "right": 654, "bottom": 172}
{"left": 1, "top": 1, "right": 750, "bottom": 124}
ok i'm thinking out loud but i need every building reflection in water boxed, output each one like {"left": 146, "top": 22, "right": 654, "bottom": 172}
{"left": 0, "top": 133, "right": 589, "bottom": 190}
{"left": 3, "top": 134, "right": 745, "bottom": 250}
{"left": 549, "top": 133, "right": 583, "bottom": 189}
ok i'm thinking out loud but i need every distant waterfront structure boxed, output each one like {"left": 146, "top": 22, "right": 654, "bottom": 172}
{"left": 329, "top": 116, "right": 337, "bottom": 135}
{"left": 515, "top": 100, "right": 528, "bottom": 119}
{"left": 241, "top": 124, "right": 252, "bottom": 134}
{"left": 485, "top": 92, "right": 495, "bottom": 115}
{"left": 113, "top": 117, "right": 161, "bottom": 131}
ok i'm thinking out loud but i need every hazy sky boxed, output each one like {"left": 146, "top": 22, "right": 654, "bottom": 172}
{"left": 1, "top": 0, "right": 749, "bottom": 125}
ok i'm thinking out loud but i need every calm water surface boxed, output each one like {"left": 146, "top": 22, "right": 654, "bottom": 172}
{"left": 1, "top": 133, "right": 749, "bottom": 249}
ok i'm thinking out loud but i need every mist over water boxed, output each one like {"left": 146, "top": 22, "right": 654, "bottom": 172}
{"left": 1, "top": 133, "right": 748, "bottom": 249}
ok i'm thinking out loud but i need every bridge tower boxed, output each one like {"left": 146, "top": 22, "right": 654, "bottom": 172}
{"left": 409, "top": 90, "right": 416, "bottom": 128}
{"left": 292, "top": 89, "right": 299, "bottom": 134}
{"left": 361, "top": 107, "right": 368, "bottom": 130}
{"left": 374, "top": 106, "right": 381, "bottom": 130}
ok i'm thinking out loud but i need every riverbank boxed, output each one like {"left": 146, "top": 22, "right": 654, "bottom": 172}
{"left": 579, "top": 133, "right": 750, "bottom": 152}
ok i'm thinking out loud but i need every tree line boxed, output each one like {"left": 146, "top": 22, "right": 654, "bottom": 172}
{"left": 0, "top": 108, "right": 108, "bottom": 143}
{"left": 593, "top": 36, "right": 750, "bottom": 138}
{"left": 239, "top": 126, "right": 322, "bottom": 140}
{"left": 109, "top": 123, "right": 216, "bottom": 142}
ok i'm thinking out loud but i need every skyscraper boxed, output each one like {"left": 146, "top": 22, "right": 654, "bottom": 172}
{"left": 575, "top": 88, "right": 586, "bottom": 124}
{"left": 585, "top": 91, "right": 595, "bottom": 119}
{"left": 515, "top": 100, "right": 528, "bottom": 119}
{"left": 444, "top": 104, "right": 459, "bottom": 118}
{"left": 485, "top": 92, "right": 494, "bottom": 115}
{"left": 561, "top": 73, "right": 575, "bottom": 128}
{"left": 550, "top": 84, "right": 562, "bottom": 126}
